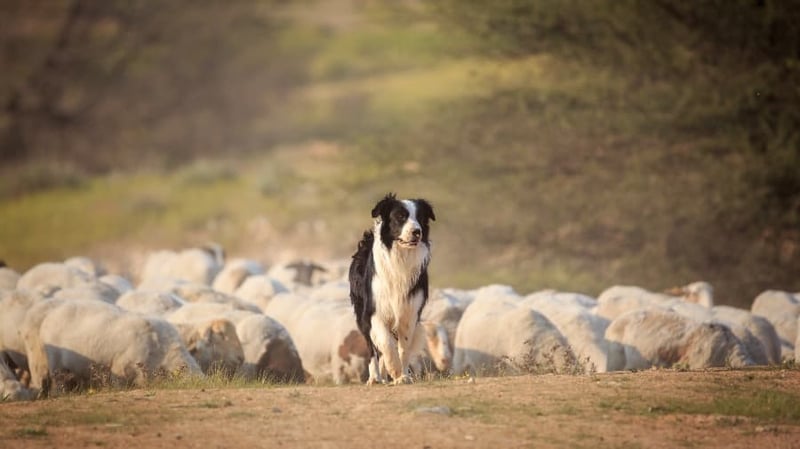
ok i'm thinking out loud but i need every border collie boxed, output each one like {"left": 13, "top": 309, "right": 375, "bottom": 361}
{"left": 349, "top": 193, "right": 435, "bottom": 384}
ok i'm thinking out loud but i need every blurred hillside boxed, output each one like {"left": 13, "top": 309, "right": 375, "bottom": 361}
{"left": 1, "top": 0, "right": 799, "bottom": 306}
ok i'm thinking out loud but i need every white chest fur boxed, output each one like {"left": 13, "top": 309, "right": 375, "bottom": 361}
{"left": 371, "top": 237, "right": 429, "bottom": 334}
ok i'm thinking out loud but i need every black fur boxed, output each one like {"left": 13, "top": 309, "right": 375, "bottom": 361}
{"left": 349, "top": 230, "right": 378, "bottom": 359}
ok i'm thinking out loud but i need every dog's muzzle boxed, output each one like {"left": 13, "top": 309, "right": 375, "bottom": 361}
{"left": 396, "top": 229, "right": 422, "bottom": 247}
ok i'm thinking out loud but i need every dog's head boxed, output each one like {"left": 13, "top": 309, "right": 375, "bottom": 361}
{"left": 371, "top": 193, "right": 435, "bottom": 250}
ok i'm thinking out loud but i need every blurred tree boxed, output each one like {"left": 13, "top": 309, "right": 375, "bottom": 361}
{"left": 0, "top": 0, "right": 296, "bottom": 172}
{"left": 426, "top": 0, "right": 800, "bottom": 303}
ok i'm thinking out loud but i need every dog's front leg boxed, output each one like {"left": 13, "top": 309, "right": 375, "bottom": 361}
{"left": 370, "top": 317, "right": 403, "bottom": 383}
{"left": 366, "top": 353, "right": 383, "bottom": 385}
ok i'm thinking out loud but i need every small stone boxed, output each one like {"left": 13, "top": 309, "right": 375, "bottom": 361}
{"left": 465, "top": 435, "right": 475, "bottom": 441}
{"left": 415, "top": 406, "right": 452, "bottom": 416}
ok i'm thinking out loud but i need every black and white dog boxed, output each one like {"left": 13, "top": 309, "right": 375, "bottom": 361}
{"left": 349, "top": 193, "right": 435, "bottom": 384}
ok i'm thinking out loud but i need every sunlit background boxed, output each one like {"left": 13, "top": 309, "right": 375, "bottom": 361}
{"left": 1, "top": 0, "right": 798, "bottom": 307}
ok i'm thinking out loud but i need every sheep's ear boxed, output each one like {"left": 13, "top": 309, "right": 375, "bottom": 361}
{"left": 202, "top": 326, "right": 214, "bottom": 341}
{"left": 371, "top": 193, "right": 396, "bottom": 218}
{"left": 185, "top": 334, "right": 198, "bottom": 352}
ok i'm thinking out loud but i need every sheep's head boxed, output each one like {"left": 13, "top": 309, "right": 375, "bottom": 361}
{"left": 682, "top": 281, "right": 714, "bottom": 308}
{"left": 189, "top": 319, "right": 244, "bottom": 377}
{"left": 423, "top": 321, "right": 452, "bottom": 373}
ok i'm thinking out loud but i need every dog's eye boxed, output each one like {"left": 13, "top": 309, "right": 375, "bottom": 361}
{"left": 392, "top": 210, "right": 408, "bottom": 222}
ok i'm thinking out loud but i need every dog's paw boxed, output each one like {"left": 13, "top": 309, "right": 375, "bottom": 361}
{"left": 392, "top": 375, "right": 413, "bottom": 386}
{"left": 366, "top": 378, "right": 384, "bottom": 386}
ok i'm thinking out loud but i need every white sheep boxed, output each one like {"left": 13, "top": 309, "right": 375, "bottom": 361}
{"left": 452, "top": 293, "right": 576, "bottom": 377}
{"left": 211, "top": 258, "right": 265, "bottom": 295}
{"left": 664, "top": 301, "right": 779, "bottom": 366}
{"left": 139, "top": 245, "right": 225, "bottom": 286}
{"left": 136, "top": 278, "right": 261, "bottom": 313}
{"left": 751, "top": 290, "right": 800, "bottom": 360}
{"left": 98, "top": 274, "right": 134, "bottom": 295}
{"left": 17, "top": 261, "right": 122, "bottom": 303}
{"left": 314, "top": 258, "right": 352, "bottom": 284}
{"left": 1, "top": 357, "right": 32, "bottom": 402}
{"left": 167, "top": 302, "right": 305, "bottom": 383}
{"left": 422, "top": 288, "right": 474, "bottom": 350}
{"left": 172, "top": 319, "right": 244, "bottom": 377}
{"left": 0, "top": 289, "right": 43, "bottom": 380}
{"left": 22, "top": 299, "right": 203, "bottom": 396}
{"left": 262, "top": 293, "right": 368, "bottom": 384}
{"left": 523, "top": 290, "right": 611, "bottom": 373}
{"left": 232, "top": 275, "right": 289, "bottom": 312}
{"left": 0, "top": 266, "right": 20, "bottom": 291}
{"left": 17, "top": 262, "right": 94, "bottom": 296}
{"left": 64, "top": 256, "right": 106, "bottom": 278}
{"left": 171, "top": 283, "right": 261, "bottom": 313}
{"left": 795, "top": 316, "right": 800, "bottom": 362}
{"left": 307, "top": 280, "right": 350, "bottom": 302}
{"left": 710, "top": 305, "right": 781, "bottom": 365}
{"left": 410, "top": 321, "right": 453, "bottom": 376}
{"left": 115, "top": 290, "right": 186, "bottom": 315}
{"left": 604, "top": 308, "right": 754, "bottom": 371}
{"left": 595, "top": 281, "right": 714, "bottom": 320}
{"left": 51, "top": 282, "right": 121, "bottom": 303}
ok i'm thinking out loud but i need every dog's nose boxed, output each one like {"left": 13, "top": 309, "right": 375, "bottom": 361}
{"left": 412, "top": 229, "right": 421, "bottom": 238}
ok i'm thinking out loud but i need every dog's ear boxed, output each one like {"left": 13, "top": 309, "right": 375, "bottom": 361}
{"left": 371, "top": 193, "right": 397, "bottom": 218}
{"left": 415, "top": 198, "right": 435, "bottom": 222}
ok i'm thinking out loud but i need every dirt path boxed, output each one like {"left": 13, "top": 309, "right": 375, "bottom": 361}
{"left": 2, "top": 369, "right": 800, "bottom": 449}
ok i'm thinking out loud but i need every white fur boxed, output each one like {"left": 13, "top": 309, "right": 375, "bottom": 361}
{"left": 523, "top": 290, "right": 610, "bottom": 373}
{"left": 212, "top": 258, "right": 265, "bottom": 294}
{"left": 116, "top": 290, "right": 186, "bottom": 316}
{"left": 595, "top": 282, "right": 714, "bottom": 321}
{"left": 139, "top": 247, "right": 224, "bottom": 286}
{"left": 751, "top": 290, "right": 800, "bottom": 361}
{"left": 263, "top": 293, "right": 369, "bottom": 384}
{"left": 167, "top": 302, "right": 304, "bottom": 382}
{"left": 605, "top": 308, "right": 754, "bottom": 370}
{"left": 452, "top": 293, "right": 576, "bottom": 376}
{"left": 22, "top": 299, "right": 202, "bottom": 395}
{"left": 410, "top": 321, "right": 453, "bottom": 375}
{"left": 172, "top": 318, "right": 244, "bottom": 376}
{"left": 0, "top": 267, "right": 20, "bottom": 291}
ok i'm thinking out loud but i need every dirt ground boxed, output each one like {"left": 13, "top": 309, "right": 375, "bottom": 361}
{"left": 2, "top": 369, "right": 799, "bottom": 449}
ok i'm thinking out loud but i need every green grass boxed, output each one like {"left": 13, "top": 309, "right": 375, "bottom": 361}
{"left": 13, "top": 427, "right": 48, "bottom": 438}
{"left": 650, "top": 389, "right": 800, "bottom": 424}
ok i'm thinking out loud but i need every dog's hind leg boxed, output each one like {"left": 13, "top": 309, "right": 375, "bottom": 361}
{"left": 395, "top": 322, "right": 426, "bottom": 384}
{"left": 401, "top": 323, "right": 427, "bottom": 380}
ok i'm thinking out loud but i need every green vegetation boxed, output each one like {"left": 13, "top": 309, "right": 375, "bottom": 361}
{"left": 1, "top": 1, "right": 798, "bottom": 305}
{"left": 13, "top": 427, "right": 48, "bottom": 438}
{"left": 650, "top": 389, "right": 800, "bottom": 424}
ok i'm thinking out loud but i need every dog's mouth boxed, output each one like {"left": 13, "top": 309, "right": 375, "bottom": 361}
{"left": 395, "top": 238, "right": 420, "bottom": 247}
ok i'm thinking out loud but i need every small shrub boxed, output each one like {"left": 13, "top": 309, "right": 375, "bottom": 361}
{"left": 176, "top": 159, "right": 238, "bottom": 186}
{"left": 0, "top": 161, "right": 87, "bottom": 198}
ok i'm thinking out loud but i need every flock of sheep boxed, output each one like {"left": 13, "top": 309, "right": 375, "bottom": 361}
{"left": 1, "top": 245, "right": 799, "bottom": 402}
